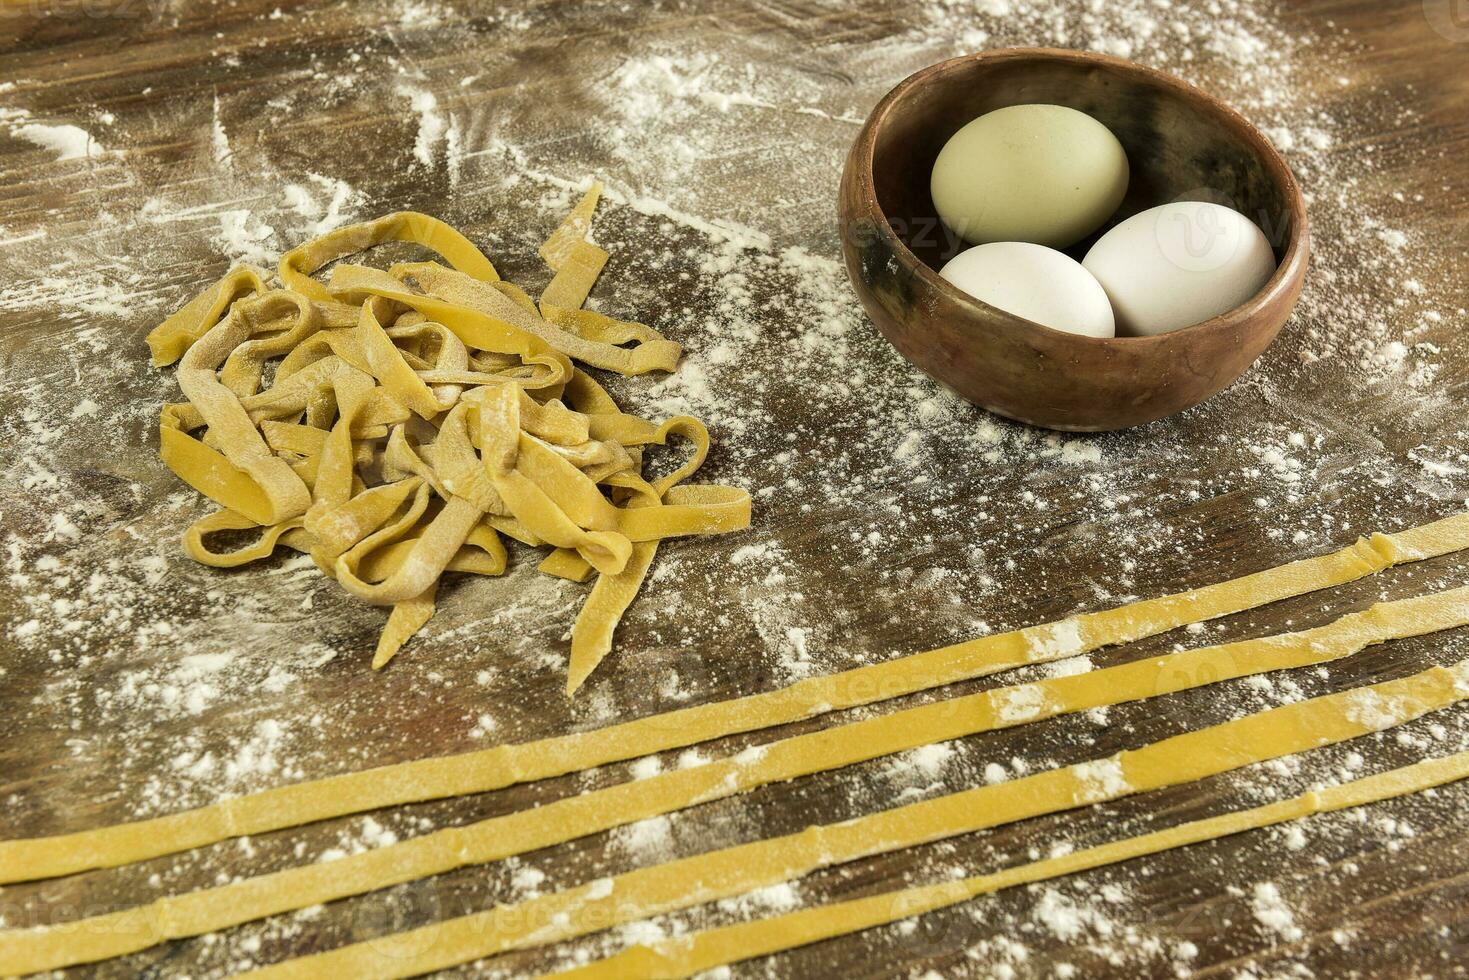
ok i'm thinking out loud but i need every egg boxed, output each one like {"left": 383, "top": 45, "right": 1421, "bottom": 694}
{"left": 939, "top": 241, "right": 1115, "bottom": 339}
{"left": 930, "top": 104, "right": 1129, "bottom": 249}
{"left": 1082, "top": 201, "right": 1278, "bottom": 336}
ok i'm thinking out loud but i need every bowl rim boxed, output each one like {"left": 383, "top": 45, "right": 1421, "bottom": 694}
{"left": 848, "top": 46, "right": 1311, "bottom": 348}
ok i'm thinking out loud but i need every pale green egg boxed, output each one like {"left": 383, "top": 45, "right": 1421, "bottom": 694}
{"left": 930, "top": 104, "right": 1129, "bottom": 249}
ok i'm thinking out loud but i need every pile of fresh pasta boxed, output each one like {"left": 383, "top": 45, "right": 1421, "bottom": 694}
{"left": 147, "top": 184, "right": 750, "bottom": 693}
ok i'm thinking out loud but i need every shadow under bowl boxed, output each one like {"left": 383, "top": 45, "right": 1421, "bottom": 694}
{"left": 837, "top": 47, "right": 1310, "bottom": 432}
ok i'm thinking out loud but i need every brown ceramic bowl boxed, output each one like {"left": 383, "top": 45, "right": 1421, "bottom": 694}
{"left": 838, "top": 48, "right": 1309, "bottom": 431}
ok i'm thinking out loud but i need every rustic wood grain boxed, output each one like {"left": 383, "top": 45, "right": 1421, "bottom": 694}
{"left": 1, "top": 1, "right": 1467, "bottom": 978}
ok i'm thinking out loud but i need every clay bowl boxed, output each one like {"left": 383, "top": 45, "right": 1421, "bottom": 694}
{"left": 837, "top": 48, "right": 1309, "bottom": 431}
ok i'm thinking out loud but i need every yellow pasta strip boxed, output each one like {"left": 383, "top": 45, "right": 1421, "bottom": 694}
{"left": 260, "top": 420, "right": 386, "bottom": 457}
{"left": 305, "top": 477, "right": 424, "bottom": 561}
{"left": 333, "top": 495, "right": 484, "bottom": 605}
{"left": 428, "top": 402, "right": 511, "bottom": 514}
{"left": 502, "top": 413, "right": 750, "bottom": 543}
{"left": 477, "top": 384, "right": 635, "bottom": 575}
{"left": 169, "top": 349, "right": 404, "bottom": 434}
{"left": 333, "top": 481, "right": 434, "bottom": 583}
{"left": 540, "top": 303, "right": 682, "bottom": 375}
{"left": 566, "top": 423, "right": 714, "bottom": 694}
{"left": 351, "top": 300, "right": 463, "bottom": 418}
{"left": 182, "top": 510, "right": 306, "bottom": 568}
{"left": 147, "top": 199, "right": 745, "bottom": 689}
{"left": 355, "top": 524, "right": 507, "bottom": 584}
{"left": 353, "top": 448, "right": 513, "bottom": 663}
{"left": 539, "top": 181, "right": 603, "bottom": 271}
{"left": 145, "top": 265, "right": 265, "bottom": 366}
{"left": 382, "top": 425, "right": 450, "bottom": 499}
{"left": 278, "top": 211, "right": 499, "bottom": 302}
{"left": 304, "top": 372, "right": 376, "bottom": 511}
{"left": 374, "top": 582, "right": 438, "bottom": 671}
{"left": 165, "top": 291, "right": 319, "bottom": 525}
{"left": 326, "top": 263, "right": 570, "bottom": 373}
{"left": 5, "top": 589, "right": 1467, "bottom": 972}
{"left": 230, "top": 660, "right": 1469, "bottom": 978}
{"left": 394, "top": 260, "right": 681, "bottom": 375}
{"left": 160, "top": 416, "right": 282, "bottom": 530}
{"left": 555, "top": 749, "right": 1469, "bottom": 980}
{"left": 2, "top": 514, "right": 1465, "bottom": 886}
{"left": 493, "top": 465, "right": 634, "bottom": 573}
{"left": 217, "top": 299, "right": 328, "bottom": 396}
{"left": 540, "top": 238, "right": 609, "bottom": 311}
{"left": 538, "top": 548, "right": 596, "bottom": 582}
{"left": 567, "top": 539, "right": 657, "bottom": 694}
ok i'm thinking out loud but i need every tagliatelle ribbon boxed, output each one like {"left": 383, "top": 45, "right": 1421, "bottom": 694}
{"left": 539, "top": 182, "right": 603, "bottom": 271}
{"left": 164, "top": 290, "right": 320, "bottom": 526}
{"left": 3, "top": 512, "right": 1467, "bottom": 889}
{"left": 145, "top": 187, "right": 749, "bottom": 680}
{"left": 238, "top": 661, "right": 1469, "bottom": 977}
{"left": 551, "top": 747, "right": 1469, "bottom": 980}
{"left": 541, "top": 238, "right": 610, "bottom": 310}
{"left": 146, "top": 265, "right": 266, "bottom": 367}
{"left": 277, "top": 210, "right": 501, "bottom": 301}
{"left": 397, "top": 260, "right": 681, "bottom": 375}
{"left": 6, "top": 585, "right": 1469, "bottom": 973}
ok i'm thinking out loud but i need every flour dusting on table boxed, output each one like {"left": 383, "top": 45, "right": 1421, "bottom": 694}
{"left": 1, "top": 0, "right": 1467, "bottom": 975}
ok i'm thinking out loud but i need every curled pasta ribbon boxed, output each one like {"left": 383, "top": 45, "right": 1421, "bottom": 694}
{"left": 146, "top": 265, "right": 266, "bottom": 367}
{"left": 150, "top": 187, "right": 751, "bottom": 684}
{"left": 278, "top": 211, "right": 500, "bottom": 301}
{"left": 394, "top": 260, "right": 681, "bottom": 375}
{"left": 476, "top": 385, "right": 634, "bottom": 577}
{"left": 539, "top": 181, "right": 602, "bottom": 271}
{"left": 163, "top": 291, "right": 320, "bottom": 526}
{"left": 565, "top": 418, "right": 715, "bottom": 693}
{"left": 184, "top": 510, "right": 307, "bottom": 567}
{"left": 335, "top": 495, "right": 484, "bottom": 605}
{"left": 541, "top": 239, "right": 609, "bottom": 310}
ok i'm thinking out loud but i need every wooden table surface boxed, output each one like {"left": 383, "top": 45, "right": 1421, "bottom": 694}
{"left": 2, "top": 0, "right": 1468, "bottom": 977}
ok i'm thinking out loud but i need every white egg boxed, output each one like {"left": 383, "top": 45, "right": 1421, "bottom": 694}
{"left": 939, "top": 242, "right": 1116, "bottom": 339}
{"left": 1082, "top": 201, "right": 1278, "bottom": 337}
{"left": 930, "top": 104, "right": 1129, "bottom": 249}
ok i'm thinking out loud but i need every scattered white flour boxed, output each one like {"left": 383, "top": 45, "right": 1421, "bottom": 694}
{"left": 734, "top": 743, "right": 770, "bottom": 767}
{"left": 715, "top": 881, "right": 801, "bottom": 917}
{"left": 511, "top": 863, "right": 547, "bottom": 895}
{"left": 3, "top": 0, "right": 1468, "bottom": 973}
{"left": 629, "top": 755, "right": 663, "bottom": 780}
{"left": 997, "top": 683, "right": 1048, "bottom": 723}
{"left": 12, "top": 122, "right": 105, "bottom": 160}
{"left": 1043, "top": 655, "right": 1094, "bottom": 679}
{"left": 676, "top": 748, "right": 709, "bottom": 769}
{"left": 614, "top": 814, "right": 673, "bottom": 860}
{"left": 0, "top": 273, "right": 136, "bottom": 318}
{"left": 395, "top": 0, "right": 445, "bottom": 28}
{"left": 397, "top": 83, "right": 447, "bottom": 168}
{"left": 211, "top": 94, "right": 231, "bottom": 165}
{"left": 1032, "top": 886, "right": 1117, "bottom": 943}
{"left": 214, "top": 209, "right": 278, "bottom": 266}
{"left": 1072, "top": 758, "right": 1130, "bottom": 802}
{"left": 613, "top": 53, "right": 773, "bottom": 119}
{"left": 1251, "top": 881, "right": 1303, "bottom": 941}
{"left": 1343, "top": 689, "right": 1411, "bottom": 731}
{"left": 282, "top": 173, "right": 367, "bottom": 238}
{"left": 1023, "top": 621, "right": 1086, "bottom": 661}
{"left": 904, "top": 741, "right": 955, "bottom": 779}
